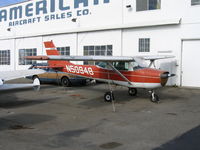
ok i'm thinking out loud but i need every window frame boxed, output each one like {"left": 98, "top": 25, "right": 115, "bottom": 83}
{"left": 19, "top": 48, "right": 37, "bottom": 65}
{"left": 191, "top": 0, "right": 200, "bottom": 6}
{"left": 57, "top": 46, "right": 70, "bottom": 56}
{"left": 83, "top": 44, "right": 113, "bottom": 65}
{"left": 139, "top": 38, "right": 150, "bottom": 52}
{"left": 0, "top": 50, "right": 10, "bottom": 65}
{"left": 136, "top": 0, "right": 161, "bottom": 12}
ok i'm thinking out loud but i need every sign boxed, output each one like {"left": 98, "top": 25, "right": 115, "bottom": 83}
{"left": 0, "top": 0, "right": 110, "bottom": 27}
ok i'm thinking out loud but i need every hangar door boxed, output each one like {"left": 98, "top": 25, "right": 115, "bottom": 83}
{"left": 182, "top": 40, "right": 200, "bottom": 87}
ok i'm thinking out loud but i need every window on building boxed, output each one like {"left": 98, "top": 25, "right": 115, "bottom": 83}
{"left": 139, "top": 38, "right": 150, "bottom": 52}
{"left": 0, "top": 50, "right": 10, "bottom": 65}
{"left": 83, "top": 44, "right": 113, "bottom": 65}
{"left": 19, "top": 48, "right": 37, "bottom": 65}
{"left": 57, "top": 47, "right": 70, "bottom": 56}
{"left": 136, "top": 0, "right": 161, "bottom": 11}
{"left": 191, "top": 0, "right": 200, "bottom": 5}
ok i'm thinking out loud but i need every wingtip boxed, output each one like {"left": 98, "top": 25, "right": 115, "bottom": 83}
{"left": 33, "top": 78, "right": 40, "bottom": 86}
{"left": 0, "top": 79, "right": 3, "bottom": 85}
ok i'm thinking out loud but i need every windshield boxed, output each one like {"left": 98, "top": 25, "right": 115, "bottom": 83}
{"left": 132, "top": 58, "right": 148, "bottom": 70}
{"left": 96, "top": 62, "right": 107, "bottom": 68}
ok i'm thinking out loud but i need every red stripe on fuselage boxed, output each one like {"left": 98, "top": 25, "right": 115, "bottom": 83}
{"left": 61, "top": 64, "right": 163, "bottom": 84}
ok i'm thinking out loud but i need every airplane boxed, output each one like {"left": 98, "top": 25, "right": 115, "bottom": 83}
{"left": 0, "top": 69, "right": 45, "bottom": 91}
{"left": 26, "top": 41, "right": 175, "bottom": 103}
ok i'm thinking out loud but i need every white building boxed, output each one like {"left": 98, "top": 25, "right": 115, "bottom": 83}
{"left": 0, "top": 0, "right": 200, "bottom": 87}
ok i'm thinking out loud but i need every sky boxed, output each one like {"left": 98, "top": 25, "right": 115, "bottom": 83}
{"left": 0, "top": 0, "right": 28, "bottom": 7}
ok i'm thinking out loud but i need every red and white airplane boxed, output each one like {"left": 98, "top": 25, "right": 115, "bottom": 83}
{"left": 26, "top": 41, "right": 175, "bottom": 103}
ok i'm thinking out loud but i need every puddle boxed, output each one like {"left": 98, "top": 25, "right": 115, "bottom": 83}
{"left": 9, "top": 124, "right": 34, "bottom": 130}
{"left": 99, "top": 142, "right": 122, "bottom": 149}
{"left": 166, "top": 112, "right": 177, "bottom": 116}
{"left": 69, "top": 94, "right": 86, "bottom": 99}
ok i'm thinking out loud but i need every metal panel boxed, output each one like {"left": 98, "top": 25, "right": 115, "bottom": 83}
{"left": 182, "top": 40, "right": 200, "bottom": 87}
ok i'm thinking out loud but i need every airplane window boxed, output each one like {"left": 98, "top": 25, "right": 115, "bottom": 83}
{"left": 113, "top": 62, "right": 129, "bottom": 71}
{"left": 97, "top": 62, "right": 107, "bottom": 68}
{"left": 132, "top": 59, "right": 147, "bottom": 70}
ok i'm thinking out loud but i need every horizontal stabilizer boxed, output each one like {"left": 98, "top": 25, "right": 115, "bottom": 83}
{"left": 33, "top": 66, "right": 64, "bottom": 69}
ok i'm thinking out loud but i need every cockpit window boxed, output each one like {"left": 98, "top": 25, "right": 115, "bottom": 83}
{"left": 96, "top": 62, "right": 107, "bottom": 68}
{"left": 113, "top": 62, "right": 129, "bottom": 71}
{"left": 132, "top": 58, "right": 147, "bottom": 70}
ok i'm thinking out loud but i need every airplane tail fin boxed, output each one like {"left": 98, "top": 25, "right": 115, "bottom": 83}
{"left": 44, "top": 41, "right": 72, "bottom": 67}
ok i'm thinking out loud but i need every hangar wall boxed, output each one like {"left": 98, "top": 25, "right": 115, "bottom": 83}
{"left": 0, "top": 0, "right": 200, "bottom": 87}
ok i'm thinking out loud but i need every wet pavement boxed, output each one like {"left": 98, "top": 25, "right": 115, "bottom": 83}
{"left": 0, "top": 79, "right": 200, "bottom": 150}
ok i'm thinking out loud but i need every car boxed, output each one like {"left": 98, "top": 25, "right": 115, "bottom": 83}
{"left": 27, "top": 63, "right": 89, "bottom": 87}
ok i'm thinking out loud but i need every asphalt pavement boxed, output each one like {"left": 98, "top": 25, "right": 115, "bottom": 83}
{"left": 0, "top": 79, "right": 200, "bottom": 150}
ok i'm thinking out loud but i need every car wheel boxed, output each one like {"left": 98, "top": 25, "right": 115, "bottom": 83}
{"left": 61, "top": 77, "right": 71, "bottom": 87}
{"left": 80, "top": 79, "right": 87, "bottom": 86}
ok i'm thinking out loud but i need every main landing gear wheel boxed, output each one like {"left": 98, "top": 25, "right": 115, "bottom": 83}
{"left": 150, "top": 92, "right": 159, "bottom": 103}
{"left": 104, "top": 91, "right": 115, "bottom": 102}
{"left": 128, "top": 88, "right": 137, "bottom": 96}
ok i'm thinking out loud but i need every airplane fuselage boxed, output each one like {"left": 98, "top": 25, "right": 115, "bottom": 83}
{"left": 58, "top": 63, "right": 168, "bottom": 89}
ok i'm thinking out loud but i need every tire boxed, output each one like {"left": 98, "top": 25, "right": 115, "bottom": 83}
{"left": 150, "top": 93, "right": 159, "bottom": 103}
{"left": 80, "top": 79, "right": 87, "bottom": 86}
{"left": 61, "top": 77, "right": 71, "bottom": 87}
{"left": 104, "top": 91, "right": 115, "bottom": 102}
{"left": 128, "top": 88, "right": 137, "bottom": 96}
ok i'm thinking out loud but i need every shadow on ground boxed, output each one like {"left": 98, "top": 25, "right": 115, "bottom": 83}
{"left": 153, "top": 125, "right": 200, "bottom": 150}
{"left": 0, "top": 113, "right": 55, "bottom": 131}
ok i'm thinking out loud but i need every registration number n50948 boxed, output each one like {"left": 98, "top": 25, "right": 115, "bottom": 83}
{"left": 66, "top": 65, "right": 94, "bottom": 75}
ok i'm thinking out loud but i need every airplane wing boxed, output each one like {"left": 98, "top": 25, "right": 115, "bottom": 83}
{"left": 25, "top": 55, "right": 135, "bottom": 62}
{"left": 134, "top": 55, "right": 175, "bottom": 68}
{"left": 0, "top": 69, "right": 45, "bottom": 82}
{"left": 25, "top": 55, "right": 174, "bottom": 62}
{"left": 136, "top": 55, "right": 175, "bottom": 61}
{"left": 0, "top": 78, "right": 40, "bottom": 91}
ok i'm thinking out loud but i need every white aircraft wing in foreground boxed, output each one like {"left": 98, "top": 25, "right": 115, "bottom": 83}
{"left": 0, "top": 69, "right": 45, "bottom": 91}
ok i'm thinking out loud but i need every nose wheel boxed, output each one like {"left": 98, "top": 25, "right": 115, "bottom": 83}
{"left": 149, "top": 90, "right": 159, "bottom": 103}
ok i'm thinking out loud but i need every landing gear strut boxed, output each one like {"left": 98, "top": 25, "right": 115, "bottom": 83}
{"left": 104, "top": 91, "right": 115, "bottom": 102}
{"left": 149, "top": 90, "right": 159, "bottom": 103}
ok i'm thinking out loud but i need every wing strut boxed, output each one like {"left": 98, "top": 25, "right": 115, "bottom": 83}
{"left": 107, "top": 62, "right": 133, "bottom": 85}
{"left": 148, "top": 59, "right": 156, "bottom": 68}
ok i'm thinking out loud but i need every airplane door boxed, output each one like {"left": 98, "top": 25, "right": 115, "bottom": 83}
{"left": 182, "top": 40, "right": 200, "bottom": 87}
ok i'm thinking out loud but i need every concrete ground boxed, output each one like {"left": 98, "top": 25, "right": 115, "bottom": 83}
{"left": 0, "top": 79, "right": 200, "bottom": 150}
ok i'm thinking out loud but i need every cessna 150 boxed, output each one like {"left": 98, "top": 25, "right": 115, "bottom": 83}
{"left": 26, "top": 41, "right": 175, "bottom": 103}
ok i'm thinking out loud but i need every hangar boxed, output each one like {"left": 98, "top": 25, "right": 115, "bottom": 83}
{"left": 0, "top": 0, "right": 200, "bottom": 87}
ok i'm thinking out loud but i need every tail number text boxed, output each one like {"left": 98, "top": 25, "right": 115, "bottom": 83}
{"left": 66, "top": 65, "right": 94, "bottom": 75}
